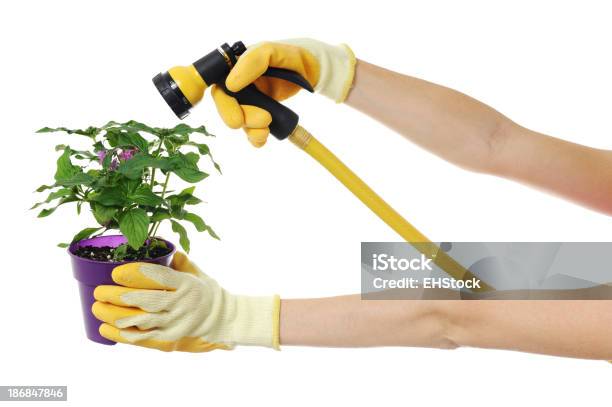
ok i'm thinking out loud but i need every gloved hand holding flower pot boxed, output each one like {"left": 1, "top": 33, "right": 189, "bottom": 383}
{"left": 33, "top": 121, "right": 221, "bottom": 344}
{"left": 92, "top": 252, "right": 280, "bottom": 352}
{"left": 211, "top": 38, "right": 356, "bottom": 147}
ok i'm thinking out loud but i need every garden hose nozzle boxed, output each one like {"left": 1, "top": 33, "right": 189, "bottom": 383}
{"left": 153, "top": 41, "right": 493, "bottom": 292}
{"left": 153, "top": 41, "right": 313, "bottom": 138}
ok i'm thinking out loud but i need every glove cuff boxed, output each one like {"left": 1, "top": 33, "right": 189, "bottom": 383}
{"left": 229, "top": 294, "right": 281, "bottom": 349}
{"left": 279, "top": 38, "right": 356, "bottom": 103}
{"left": 335, "top": 44, "right": 357, "bottom": 103}
{"left": 315, "top": 42, "right": 356, "bottom": 103}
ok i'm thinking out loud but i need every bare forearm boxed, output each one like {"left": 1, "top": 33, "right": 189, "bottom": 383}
{"left": 345, "top": 59, "right": 508, "bottom": 173}
{"left": 496, "top": 127, "right": 612, "bottom": 214}
{"left": 345, "top": 60, "right": 612, "bottom": 214}
{"left": 279, "top": 295, "right": 612, "bottom": 359}
{"left": 451, "top": 300, "right": 612, "bottom": 359}
{"left": 279, "top": 296, "right": 456, "bottom": 349}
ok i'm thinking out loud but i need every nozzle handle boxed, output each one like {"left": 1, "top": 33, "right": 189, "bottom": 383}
{"left": 221, "top": 69, "right": 312, "bottom": 140}
{"left": 263, "top": 67, "right": 314, "bottom": 93}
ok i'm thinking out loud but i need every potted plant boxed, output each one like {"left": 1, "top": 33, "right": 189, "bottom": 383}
{"left": 32, "top": 121, "right": 220, "bottom": 345}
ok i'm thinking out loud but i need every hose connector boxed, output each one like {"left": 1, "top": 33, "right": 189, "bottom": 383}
{"left": 288, "top": 125, "right": 313, "bottom": 150}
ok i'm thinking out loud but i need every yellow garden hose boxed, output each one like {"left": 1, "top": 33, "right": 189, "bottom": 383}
{"left": 289, "top": 125, "right": 493, "bottom": 292}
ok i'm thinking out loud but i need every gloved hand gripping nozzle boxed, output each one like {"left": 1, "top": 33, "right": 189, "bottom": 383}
{"left": 153, "top": 41, "right": 313, "bottom": 139}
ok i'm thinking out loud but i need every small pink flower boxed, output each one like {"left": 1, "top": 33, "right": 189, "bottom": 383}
{"left": 97, "top": 150, "right": 107, "bottom": 164}
{"left": 98, "top": 149, "right": 119, "bottom": 170}
{"left": 118, "top": 148, "right": 138, "bottom": 161}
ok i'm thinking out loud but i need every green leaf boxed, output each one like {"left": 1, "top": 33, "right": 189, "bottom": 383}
{"left": 205, "top": 224, "right": 220, "bottom": 240}
{"left": 117, "top": 153, "right": 169, "bottom": 180}
{"left": 58, "top": 172, "right": 94, "bottom": 187}
{"left": 150, "top": 209, "right": 171, "bottom": 222}
{"left": 116, "top": 153, "right": 154, "bottom": 178}
{"left": 185, "top": 195, "right": 202, "bottom": 205}
{"left": 109, "top": 120, "right": 160, "bottom": 136}
{"left": 178, "top": 186, "right": 195, "bottom": 195}
{"left": 54, "top": 148, "right": 80, "bottom": 182}
{"left": 167, "top": 186, "right": 202, "bottom": 210}
{"left": 71, "top": 227, "right": 103, "bottom": 243}
{"left": 90, "top": 173, "right": 113, "bottom": 189}
{"left": 55, "top": 144, "right": 97, "bottom": 160}
{"left": 182, "top": 212, "right": 206, "bottom": 232}
{"left": 178, "top": 186, "right": 203, "bottom": 205}
{"left": 182, "top": 212, "right": 220, "bottom": 240}
{"left": 119, "top": 178, "right": 141, "bottom": 195}
{"left": 91, "top": 203, "right": 118, "bottom": 225}
{"left": 112, "top": 243, "right": 130, "bottom": 261}
{"left": 37, "top": 125, "right": 100, "bottom": 138}
{"left": 89, "top": 188, "right": 126, "bottom": 206}
{"left": 106, "top": 129, "right": 149, "bottom": 152}
{"left": 119, "top": 208, "right": 150, "bottom": 249}
{"left": 169, "top": 205, "right": 186, "bottom": 219}
{"left": 38, "top": 208, "right": 55, "bottom": 218}
{"left": 186, "top": 141, "right": 221, "bottom": 173}
{"left": 35, "top": 184, "right": 56, "bottom": 192}
{"left": 93, "top": 141, "right": 105, "bottom": 152}
{"left": 37, "top": 196, "right": 79, "bottom": 217}
{"left": 101, "top": 120, "right": 121, "bottom": 129}
{"left": 30, "top": 188, "right": 73, "bottom": 209}
{"left": 125, "top": 132, "right": 149, "bottom": 152}
{"left": 57, "top": 243, "right": 70, "bottom": 248}
{"left": 169, "top": 123, "right": 213, "bottom": 137}
{"left": 101, "top": 150, "right": 114, "bottom": 169}
{"left": 168, "top": 152, "right": 208, "bottom": 183}
{"left": 165, "top": 134, "right": 189, "bottom": 148}
{"left": 129, "top": 185, "right": 163, "bottom": 206}
{"left": 171, "top": 220, "right": 190, "bottom": 253}
{"left": 148, "top": 238, "right": 168, "bottom": 251}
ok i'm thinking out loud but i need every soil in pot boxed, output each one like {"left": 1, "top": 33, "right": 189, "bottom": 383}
{"left": 73, "top": 242, "right": 172, "bottom": 262}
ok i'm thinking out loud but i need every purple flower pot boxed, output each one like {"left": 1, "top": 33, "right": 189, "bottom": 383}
{"left": 68, "top": 235, "right": 175, "bottom": 345}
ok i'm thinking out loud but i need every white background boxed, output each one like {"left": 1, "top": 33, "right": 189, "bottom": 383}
{"left": 1, "top": 0, "right": 611, "bottom": 405}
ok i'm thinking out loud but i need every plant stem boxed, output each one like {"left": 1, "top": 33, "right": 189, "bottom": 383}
{"left": 150, "top": 221, "right": 161, "bottom": 238}
{"left": 148, "top": 172, "right": 171, "bottom": 238}
{"left": 147, "top": 218, "right": 156, "bottom": 237}
{"left": 160, "top": 172, "right": 170, "bottom": 198}
{"left": 150, "top": 168, "right": 156, "bottom": 189}
{"left": 150, "top": 138, "right": 164, "bottom": 189}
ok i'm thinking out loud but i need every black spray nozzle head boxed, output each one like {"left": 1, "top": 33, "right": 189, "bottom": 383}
{"left": 152, "top": 71, "right": 192, "bottom": 119}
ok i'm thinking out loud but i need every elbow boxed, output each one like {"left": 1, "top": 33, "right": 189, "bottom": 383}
{"left": 437, "top": 332, "right": 461, "bottom": 350}
{"left": 478, "top": 117, "right": 515, "bottom": 176}
{"left": 431, "top": 300, "right": 481, "bottom": 351}
{"left": 431, "top": 302, "right": 463, "bottom": 350}
{"left": 450, "top": 116, "right": 515, "bottom": 176}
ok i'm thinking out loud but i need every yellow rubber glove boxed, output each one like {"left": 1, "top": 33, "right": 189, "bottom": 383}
{"left": 212, "top": 38, "right": 356, "bottom": 147}
{"left": 92, "top": 252, "right": 280, "bottom": 352}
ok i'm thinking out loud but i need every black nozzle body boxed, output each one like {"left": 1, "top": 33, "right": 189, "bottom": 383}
{"left": 193, "top": 42, "right": 245, "bottom": 86}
